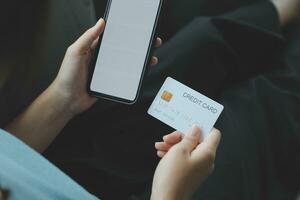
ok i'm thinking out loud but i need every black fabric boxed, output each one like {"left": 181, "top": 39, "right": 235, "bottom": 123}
{"left": 43, "top": 1, "right": 300, "bottom": 200}
{"left": 0, "top": 0, "right": 298, "bottom": 199}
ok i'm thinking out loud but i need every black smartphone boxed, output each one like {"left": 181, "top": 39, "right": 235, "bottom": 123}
{"left": 88, "top": 0, "right": 163, "bottom": 104}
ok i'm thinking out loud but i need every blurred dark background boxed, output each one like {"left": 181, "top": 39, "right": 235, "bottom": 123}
{"left": 0, "top": 0, "right": 262, "bottom": 127}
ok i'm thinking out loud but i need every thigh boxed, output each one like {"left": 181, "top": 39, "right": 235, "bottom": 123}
{"left": 133, "top": 75, "right": 300, "bottom": 200}
{"left": 160, "top": 0, "right": 264, "bottom": 39}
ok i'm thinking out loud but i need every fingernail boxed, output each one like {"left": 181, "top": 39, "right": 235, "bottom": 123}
{"left": 157, "top": 151, "right": 162, "bottom": 157}
{"left": 95, "top": 18, "right": 104, "bottom": 26}
{"left": 189, "top": 125, "right": 201, "bottom": 137}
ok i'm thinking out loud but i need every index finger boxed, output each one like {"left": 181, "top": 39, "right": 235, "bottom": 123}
{"left": 154, "top": 37, "right": 162, "bottom": 48}
{"left": 163, "top": 131, "right": 183, "bottom": 144}
{"left": 72, "top": 18, "right": 105, "bottom": 54}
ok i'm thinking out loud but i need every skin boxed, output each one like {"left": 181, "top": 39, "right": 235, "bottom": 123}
{"left": 3, "top": 0, "right": 300, "bottom": 198}
{"left": 3, "top": 0, "right": 300, "bottom": 154}
{"left": 3, "top": 18, "right": 220, "bottom": 200}
{"left": 152, "top": 127, "right": 221, "bottom": 200}
{"left": 271, "top": 0, "right": 300, "bottom": 26}
{"left": 154, "top": 0, "right": 300, "bottom": 159}
{"left": 5, "top": 19, "right": 162, "bottom": 153}
{"left": 153, "top": 1, "right": 300, "bottom": 198}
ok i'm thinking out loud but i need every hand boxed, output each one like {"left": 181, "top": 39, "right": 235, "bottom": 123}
{"left": 155, "top": 131, "right": 183, "bottom": 158}
{"left": 272, "top": 0, "right": 300, "bottom": 26}
{"left": 151, "top": 126, "right": 221, "bottom": 200}
{"left": 50, "top": 18, "right": 162, "bottom": 116}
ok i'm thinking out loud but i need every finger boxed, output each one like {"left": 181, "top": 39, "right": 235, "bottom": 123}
{"left": 72, "top": 18, "right": 105, "bottom": 54}
{"left": 202, "top": 128, "right": 221, "bottom": 152}
{"left": 154, "top": 37, "right": 162, "bottom": 48}
{"left": 192, "top": 128, "right": 221, "bottom": 159}
{"left": 157, "top": 151, "right": 167, "bottom": 158}
{"left": 91, "top": 37, "right": 99, "bottom": 51}
{"left": 178, "top": 125, "right": 201, "bottom": 153}
{"left": 150, "top": 57, "right": 158, "bottom": 66}
{"left": 155, "top": 142, "right": 172, "bottom": 151}
{"left": 163, "top": 131, "right": 183, "bottom": 144}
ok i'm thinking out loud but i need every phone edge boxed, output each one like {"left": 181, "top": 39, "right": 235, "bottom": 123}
{"left": 87, "top": 0, "right": 164, "bottom": 105}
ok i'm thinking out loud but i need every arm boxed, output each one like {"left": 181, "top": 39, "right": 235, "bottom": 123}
{"left": 272, "top": 0, "right": 300, "bottom": 26}
{"left": 5, "top": 83, "right": 75, "bottom": 153}
{"left": 152, "top": 126, "right": 221, "bottom": 200}
{"left": 5, "top": 18, "right": 162, "bottom": 153}
{"left": 5, "top": 19, "right": 106, "bottom": 153}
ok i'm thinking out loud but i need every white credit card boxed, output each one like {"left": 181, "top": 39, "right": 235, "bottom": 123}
{"left": 148, "top": 77, "right": 224, "bottom": 137}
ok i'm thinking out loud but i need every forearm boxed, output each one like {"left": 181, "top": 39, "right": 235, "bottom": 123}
{"left": 272, "top": 0, "right": 300, "bottom": 26}
{"left": 6, "top": 82, "right": 74, "bottom": 153}
{"left": 151, "top": 194, "right": 185, "bottom": 200}
{"left": 151, "top": 189, "right": 190, "bottom": 200}
{"left": 5, "top": 19, "right": 105, "bottom": 153}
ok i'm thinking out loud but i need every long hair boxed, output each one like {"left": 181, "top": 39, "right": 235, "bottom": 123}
{"left": 0, "top": 189, "right": 9, "bottom": 200}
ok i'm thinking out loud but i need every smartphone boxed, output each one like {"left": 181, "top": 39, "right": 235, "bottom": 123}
{"left": 88, "top": 0, "right": 163, "bottom": 104}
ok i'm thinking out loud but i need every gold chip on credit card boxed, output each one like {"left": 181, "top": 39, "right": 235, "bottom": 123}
{"left": 161, "top": 91, "right": 173, "bottom": 102}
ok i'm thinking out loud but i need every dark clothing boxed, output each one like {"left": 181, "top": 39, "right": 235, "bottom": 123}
{"left": 43, "top": 1, "right": 300, "bottom": 200}
{"left": 0, "top": 0, "right": 299, "bottom": 200}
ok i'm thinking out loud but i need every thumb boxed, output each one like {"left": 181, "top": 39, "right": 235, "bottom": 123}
{"left": 191, "top": 128, "right": 221, "bottom": 161}
{"left": 71, "top": 18, "right": 105, "bottom": 54}
{"left": 179, "top": 125, "right": 202, "bottom": 153}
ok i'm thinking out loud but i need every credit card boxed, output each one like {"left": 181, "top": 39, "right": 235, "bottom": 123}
{"left": 148, "top": 77, "right": 224, "bottom": 137}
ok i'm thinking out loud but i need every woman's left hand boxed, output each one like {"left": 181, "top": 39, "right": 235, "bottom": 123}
{"left": 51, "top": 18, "right": 162, "bottom": 116}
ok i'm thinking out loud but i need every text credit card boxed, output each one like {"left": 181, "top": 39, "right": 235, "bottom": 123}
{"left": 148, "top": 77, "right": 224, "bottom": 137}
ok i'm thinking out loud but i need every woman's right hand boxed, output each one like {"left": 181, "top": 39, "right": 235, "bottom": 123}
{"left": 151, "top": 126, "right": 221, "bottom": 200}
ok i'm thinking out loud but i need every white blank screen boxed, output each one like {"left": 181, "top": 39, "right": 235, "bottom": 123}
{"left": 91, "top": 0, "right": 160, "bottom": 101}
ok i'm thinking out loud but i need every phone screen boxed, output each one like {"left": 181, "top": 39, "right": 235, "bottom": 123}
{"left": 90, "top": 0, "right": 161, "bottom": 103}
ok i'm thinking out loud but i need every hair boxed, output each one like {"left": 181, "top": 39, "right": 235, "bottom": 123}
{"left": 0, "top": 188, "right": 9, "bottom": 200}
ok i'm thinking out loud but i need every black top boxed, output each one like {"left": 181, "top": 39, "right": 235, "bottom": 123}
{"left": 45, "top": 1, "right": 300, "bottom": 199}
{"left": 1, "top": 0, "right": 299, "bottom": 199}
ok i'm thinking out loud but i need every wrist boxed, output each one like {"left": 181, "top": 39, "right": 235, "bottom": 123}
{"left": 271, "top": 0, "right": 300, "bottom": 26}
{"left": 46, "top": 81, "right": 76, "bottom": 120}
{"left": 151, "top": 190, "right": 188, "bottom": 200}
{"left": 150, "top": 194, "right": 174, "bottom": 200}
{"left": 151, "top": 194, "right": 185, "bottom": 200}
